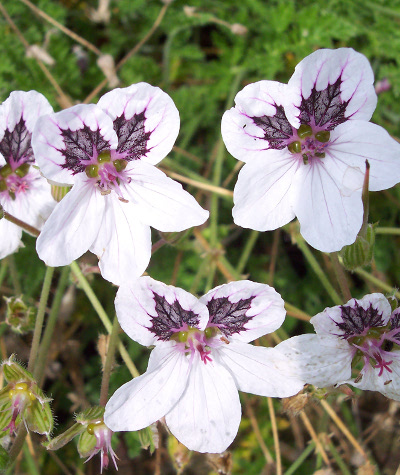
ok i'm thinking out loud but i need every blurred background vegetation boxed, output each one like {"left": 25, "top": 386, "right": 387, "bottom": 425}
{"left": 2, "top": 0, "right": 400, "bottom": 473}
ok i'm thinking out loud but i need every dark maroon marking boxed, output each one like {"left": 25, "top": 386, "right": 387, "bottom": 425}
{"left": 299, "top": 77, "right": 350, "bottom": 130}
{"left": 335, "top": 302, "right": 385, "bottom": 339}
{"left": 0, "top": 118, "right": 33, "bottom": 165}
{"left": 207, "top": 296, "right": 256, "bottom": 337}
{"left": 390, "top": 309, "right": 400, "bottom": 343}
{"left": 60, "top": 125, "right": 111, "bottom": 174}
{"left": 113, "top": 111, "right": 151, "bottom": 161}
{"left": 251, "top": 105, "right": 293, "bottom": 150}
{"left": 148, "top": 292, "right": 201, "bottom": 341}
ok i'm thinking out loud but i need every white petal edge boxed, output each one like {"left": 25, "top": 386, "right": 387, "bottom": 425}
{"left": 0, "top": 217, "right": 23, "bottom": 260}
{"left": 165, "top": 353, "right": 241, "bottom": 453}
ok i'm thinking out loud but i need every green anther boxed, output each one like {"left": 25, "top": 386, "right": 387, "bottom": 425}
{"left": 0, "top": 164, "right": 12, "bottom": 178}
{"left": 0, "top": 180, "right": 7, "bottom": 192}
{"left": 113, "top": 159, "right": 128, "bottom": 172}
{"left": 178, "top": 331, "right": 188, "bottom": 342}
{"left": 315, "top": 130, "right": 330, "bottom": 143}
{"left": 367, "top": 327, "right": 383, "bottom": 340}
{"left": 288, "top": 141, "right": 302, "bottom": 154}
{"left": 15, "top": 163, "right": 30, "bottom": 177}
{"left": 87, "top": 420, "right": 103, "bottom": 435}
{"left": 97, "top": 150, "right": 111, "bottom": 163}
{"left": 297, "top": 124, "right": 313, "bottom": 138}
{"left": 204, "top": 327, "right": 213, "bottom": 339}
{"left": 302, "top": 154, "right": 309, "bottom": 165}
{"left": 314, "top": 152, "right": 325, "bottom": 158}
{"left": 85, "top": 164, "right": 99, "bottom": 178}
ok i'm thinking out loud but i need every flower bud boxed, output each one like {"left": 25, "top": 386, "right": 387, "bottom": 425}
{"left": 51, "top": 184, "right": 72, "bottom": 202}
{"left": 341, "top": 223, "right": 375, "bottom": 271}
{"left": 4, "top": 296, "right": 36, "bottom": 334}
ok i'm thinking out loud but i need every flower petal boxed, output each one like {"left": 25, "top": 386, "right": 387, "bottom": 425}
{"left": 221, "top": 81, "right": 296, "bottom": 163}
{"left": 294, "top": 158, "right": 363, "bottom": 252}
{"left": 287, "top": 48, "right": 377, "bottom": 129}
{"left": 97, "top": 82, "right": 179, "bottom": 165}
{"left": 0, "top": 91, "right": 53, "bottom": 167}
{"left": 275, "top": 334, "right": 353, "bottom": 387}
{"left": 115, "top": 276, "right": 209, "bottom": 347}
{"left": 232, "top": 151, "right": 298, "bottom": 231}
{"left": 36, "top": 180, "right": 104, "bottom": 266}
{"left": 123, "top": 161, "right": 209, "bottom": 231}
{"left": 89, "top": 196, "right": 151, "bottom": 286}
{"left": 328, "top": 121, "right": 400, "bottom": 191}
{"left": 216, "top": 341, "right": 304, "bottom": 397}
{"left": 0, "top": 218, "right": 22, "bottom": 259}
{"left": 105, "top": 344, "right": 189, "bottom": 431}
{"left": 165, "top": 353, "right": 241, "bottom": 453}
{"left": 32, "top": 104, "right": 118, "bottom": 184}
{"left": 200, "top": 280, "right": 286, "bottom": 342}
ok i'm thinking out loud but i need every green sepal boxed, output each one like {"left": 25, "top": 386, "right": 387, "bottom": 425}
{"left": 4, "top": 296, "right": 36, "bottom": 334}
{"left": 77, "top": 429, "right": 97, "bottom": 458}
{"left": 2, "top": 356, "right": 35, "bottom": 383}
{"left": 44, "top": 422, "right": 86, "bottom": 451}
{"left": 138, "top": 426, "right": 156, "bottom": 454}
{"left": 75, "top": 405, "right": 105, "bottom": 425}
{"left": 0, "top": 400, "right": 12, "bottom": 433}
{"left": 341, "top": 223, "right": 375, "bottom": 271}
{"left": 26, "top": 397, "right": 53, "bottom": 438}
{"left": 51, "top": 184, "right": 72, "bottom": 202}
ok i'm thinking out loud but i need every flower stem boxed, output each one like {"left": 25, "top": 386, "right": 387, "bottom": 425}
{"left": 330, "top": 252, "right": 352, "bottom": 302}
{"left": 354, "top": 267, "right": 400, "bottom": 299}
{"left": 236, "top": 230, "right": 259, "bottom": 274}
{"left": 99, "top": 315, "right": 120, "bottom": 406}
{"left": 28, "top": 266, "right": 54, "bottom": 373}
{"left": 2, "top": 209, "right": 40, "bottom": 237}
{"left": 267, "top": 397, "right": 281, "bottom": 475}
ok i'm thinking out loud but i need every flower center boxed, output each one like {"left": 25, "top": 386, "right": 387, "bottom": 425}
{"left": 287, "top": 124, "right": 330, "bottom": 165}
{"left": 5, "top": 381, "right": 36, "bottom": 434}
{"left": 84, "top": 150, "right": 130, "bottom": 201}
{"left": 0, "top": 163, "right": 31, "bottom": 200}
{"left": 172, "top": 326, "right": 220, "bottom": 364}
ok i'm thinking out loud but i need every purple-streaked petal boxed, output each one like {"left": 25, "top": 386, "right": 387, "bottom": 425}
{"left": 36, "top": 179, "right": 104, "bottom": 266}
{"left": 115, "top": 277, "right": 209, "bottom": 347}
{"left": 32, "top": 104, "right": 118, "bottom": 184}
{"left": 287, "top": 48, "right": 377, "bottom": 129}
{"left": 200, "top": 280, "right": 285, "bottom": 342}
{"left": 89, "top": 196, "right": 151, "bottom": 286}
{"left": 216, "top": 341, "right": 304, "bottom": 397}
{"left": 0, "top": 218, "right": 22, "bottom": 259}
{"left": 221, "top": 81, "right": 297, "bottom": 163}
{"left": 328, "top": 121, "right": 400, "bottom": 191}
{"left": 104, "top": 344, "right": 189, "bottom": 431}
{"left": 275, "top": 334, "right": 353, "bottom": 388}
{"left": 165, "top": 352, "right": 241, "bottom": 453}
{"left": 232, "top": 150, "right": 299, "bottom": 231}
{"left": 294, "top": 158, "right": 364, "bottom": 252}
{"left": 97, "top": 82, "right": 179, "bottom": 165}
{"left": 311, "top": 293, "right": 391, "bottom": 338}
{"left": 0, "top": 91, "right": 53, "bottom": 167}
{"left": 122, "top": 161, "right": 208, "bottom": 231}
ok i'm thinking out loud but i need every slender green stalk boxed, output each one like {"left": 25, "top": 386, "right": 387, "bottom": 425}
{"left": 0, "top": 258, "right": 8, "bottom": 288}
{"left": 22, "top": 442, "right": 40, "bottom": 475}
{"left": 354, "top": 268, "right": 400, "bottom": 299}
{"left": 28, "top": 266, "right": 54, "bottom": 373}
{"left": 8, "top": 426, "right": 27, "bottom": 469}
{"left": 35, "top": 266, "right": 70, "bottom": 383}
{"left": 375, "top": 227, "right": 400, "bottom": 235}
{"left": 295, "top": 236, "right": 341, "bottom": 305}
{"left": 99, "top": 315, "right": 120, "bottom": 406}
{"left": 7, "top": 255, "right": 21, "bottom": 296}
{"left": 236, "top": 230, "right": 259, "bottom": 274}
{"left": 70, "top": 261, "right": 139, "bottom": 377}
{"left": 330, "top": 252, "right": 352, "bottom": 302}
{"left": 284, "top": 442, "right": 315, "bottom": 475}
{"left": 328, "top": 443, "right": 352, "bottom": 475}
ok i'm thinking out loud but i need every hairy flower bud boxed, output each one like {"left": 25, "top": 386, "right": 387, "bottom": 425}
{"left": 4, "top": 296, "right": 36, "bottom": 334}
{"left": 341, "top": 223, "right": 375, "bottom": 271}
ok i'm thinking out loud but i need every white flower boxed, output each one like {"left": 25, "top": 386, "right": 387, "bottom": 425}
{"left": 0, "top": 91, "right": 56, "bottom": 259}
{"left": 104, "top": 277, "right": 304, "bottom": 453}
{"left": 276, "top": 293, "right": 400, "bottom": 400}
{"left": 221, "top": 48, "right": 400, "bottom": 252}
{"left": 32, "top": 83, "right": 209, "bottom": 285}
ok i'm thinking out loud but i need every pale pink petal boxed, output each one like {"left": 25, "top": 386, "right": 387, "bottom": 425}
{"left": 165, "top": 353, "right": 241, "bottom": 453}
{"left": 200, "top": 280, "right": 286, "bottom": 342}
{"left": 232, "top": 150, "right": 299, "bottom": 231}
{"left": 0, "top": 218, "right": 22, "bottom": 259}
{"left": 36, "top": 179, "right": 104, "bottom": 266}
{"left": 216, "top": 341, "right": 304, "bottom": 397}
{"left": 328, "top": 121, "right": 400, "bottom": 191}
{"left": 221, "top": 81, "right": 296, "bottom": 163}
{"left": 32, "top": 104, "right": 118, "bottom": 184}
{"left": 294, "top": 158, "right": 364, "bottom": 252}
{"left": 275, "top": 334, "right": 353, "bottom": 387}
{"left": 97, "top": 82, "right": 179, "bottom": 165}
{"left": 90, "top": 196, "right": 151, "bottom": 286}
{"left": 115, "top": 276, "right": 209, "bottom": 347}
{"left": 104, "top": 344, "right": 189, "bottom": 431}
{"left": 123, "top": 161, "right": 208, "bottom": 231}
{"left": 287, "top": 48, "right": 376, "bottom": 128}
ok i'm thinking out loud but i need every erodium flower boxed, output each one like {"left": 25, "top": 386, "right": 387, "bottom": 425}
{"left": 221, "top": 48, "right": 400, "bottom": 252}
{"left": 104, "top": 277, "right": 304, "bottom": 453}
{"left": 0, "top": 91, "right": 55, "bottom": 259}
{"left": 32, "top": 83, "right": 209, "bottom": 285}
{"left": 276, "top": 293, "right": 400, "bottom": 400}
